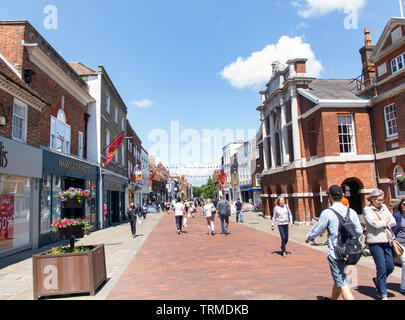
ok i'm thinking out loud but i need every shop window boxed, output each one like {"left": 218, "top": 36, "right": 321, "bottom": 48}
{"left": 52, "top": 175, "right": 62, "bottom": 223}
{"left": 40, "top": 174, "right": 52, "bottom": 234}
{"left": 0, "top": 175, "right": 32, "bottom": 251}
{"left": 12, "top": 99, "right": 27, "bottom": 142}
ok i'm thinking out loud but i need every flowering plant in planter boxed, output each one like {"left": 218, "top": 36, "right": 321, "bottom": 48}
{"left": 56, "top": 188, "right": 91, "bottom": 203}
{"left": 50, "top": 218, "right": 93, "bottom": 234}
{"left": 49, "top": 245, "right": 91, "bottom": 255}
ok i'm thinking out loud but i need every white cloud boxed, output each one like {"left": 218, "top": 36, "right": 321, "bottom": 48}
{"left": 292, "top": 0, "right": 366, "bottom": 18}
{"left": 220, "top": 36, "right": 323, "bottom": 90}
{"left": 131, "top": 99, "right": 153, "bottom": 108}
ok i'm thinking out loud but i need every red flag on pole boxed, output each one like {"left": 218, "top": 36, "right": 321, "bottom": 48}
{"left": 105, "top": 132, "right": 124, "bottom": 165}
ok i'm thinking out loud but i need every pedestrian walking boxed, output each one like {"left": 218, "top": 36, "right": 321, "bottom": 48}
{"left": 135, "top": 203, "right": 142, "bottom": 225}
{"left": 217, "top": 195, "right": 231, "bottom": 235}
{"left": 141, "top": 203, "right": 148, "bottom": 219}
{"left": 127, "top": 202, "right": 137, "bottom": 237}
{"left": 271, "top": 196, "right": 294, "bottom": 258}
{"left": 305, "top": 185, "right": 363, "bottom": 300}
{"left": 235, "top": 198, "right": 244, "bottom": 223}
{"left": 363, "top": 189, "right": 397, "bottom": 300}
{"left": 203, "top": 199, "right": 216, "bottom": 235}
{"left": 393, "top": 197, "right": 405, "bottom": 293}
{"left": 174, "top": 198, "right": 185, "bottom": 234}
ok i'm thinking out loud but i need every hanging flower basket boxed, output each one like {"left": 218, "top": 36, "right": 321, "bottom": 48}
{"left": 389, "top": 174, "right": 405, "bottom": 191}
{"left": 56, "top": 188, "right": 91, "bottom": 205}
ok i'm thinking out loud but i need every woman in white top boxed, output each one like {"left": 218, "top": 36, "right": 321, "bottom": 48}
{"left": 204, "top": 199, "right": 216, "bottom": 236}
{"left": 271, "top": 197, "right": 294, "bottom": 258}
{"left": 174, "top": 198, "right": 185, "bottom": 234}
{"left": 363, "top": 189, "right": 396, "bottom": 300}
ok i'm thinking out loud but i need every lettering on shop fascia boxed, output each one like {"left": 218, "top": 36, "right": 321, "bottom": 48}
{"left": 0, "top": 141, "right": 8, "bottom": 168}
{"left": 58, "top": 160, "right": 90, "bottom": 174}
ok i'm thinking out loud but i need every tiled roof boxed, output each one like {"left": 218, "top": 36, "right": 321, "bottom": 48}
{"left": 305, "top": 79, "right": 365, "bottom": 100}
{"left": 68, "top": 62, "right": 96, "bottom": 76}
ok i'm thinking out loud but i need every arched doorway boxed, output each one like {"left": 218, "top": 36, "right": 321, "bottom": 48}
{"left": 341, "top": 178, "right": 363, "bottom": 215}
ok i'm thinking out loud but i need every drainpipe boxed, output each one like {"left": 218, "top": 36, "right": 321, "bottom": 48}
{"left": 366, "top": 105, "right": 380, "bottom": 189}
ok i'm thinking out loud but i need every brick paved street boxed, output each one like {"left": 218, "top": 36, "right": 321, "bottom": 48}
{"left": 108, "top": 208, "right": 404, "bottom": 300}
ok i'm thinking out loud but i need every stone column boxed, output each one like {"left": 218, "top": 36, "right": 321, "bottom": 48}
{"left": 280, "top": 98, "right": 290, "bottom": 165}
{"left": 290, "top": 86, "right": 301, "bottom": 162}
{"left": 262, "top": 115, "right": 270, "bottom": 170}
{"left": 269, "top": 111, "right": 277, "bottom": 169}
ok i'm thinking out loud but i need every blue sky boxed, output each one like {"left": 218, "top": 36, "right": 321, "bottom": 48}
{"left": 1, "top": 0, "right": 402, "bottom": 184}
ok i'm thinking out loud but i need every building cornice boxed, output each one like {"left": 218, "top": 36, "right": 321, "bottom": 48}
{"left": 0, "top": 73, "right": 48, "bottom": 111}
{"left": 24, "top": 42, "right": 95, "bottom": 106}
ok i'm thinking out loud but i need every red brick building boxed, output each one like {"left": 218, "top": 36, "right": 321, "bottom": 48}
{"left": 257, "top": 59, "right": 376, "bottom": 222}
{"left": 356, "top": 18, "right": 405, "bottom": 203}
{"left": 0, "top": 20, "right": 96, "bottom": 248}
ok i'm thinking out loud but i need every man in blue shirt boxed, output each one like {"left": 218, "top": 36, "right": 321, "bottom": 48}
{"left": 305, "top": 185, "right": 363, "bottom": 300}
{"left": 235, "top": 198, "right": 243, "bottom": 223}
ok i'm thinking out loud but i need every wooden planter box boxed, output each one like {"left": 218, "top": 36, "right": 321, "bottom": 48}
{"left": 32, "top": 244, "right": 106, "bottom": 300}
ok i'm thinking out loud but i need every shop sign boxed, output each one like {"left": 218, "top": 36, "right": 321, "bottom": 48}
{"left": 0, "top": 137, "right": 42, "bottom": 178}
{"left": 58, "top": 160, "right": 90, "bottom": 174}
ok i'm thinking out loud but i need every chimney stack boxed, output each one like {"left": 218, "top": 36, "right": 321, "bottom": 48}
{"left": 359, "top": 28, "right": 375, "bottom": 88}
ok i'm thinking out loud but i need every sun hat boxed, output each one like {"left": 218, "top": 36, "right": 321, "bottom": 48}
{"left": 366, "top": 189, "right": 384, "bottom": 201}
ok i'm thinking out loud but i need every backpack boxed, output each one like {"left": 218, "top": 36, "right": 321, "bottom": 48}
{"left": 329, "top": 207, "right": 362, "bottom": 265}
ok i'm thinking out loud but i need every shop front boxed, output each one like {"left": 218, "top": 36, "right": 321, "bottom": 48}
{"left": 40, "top": 150, "right": 99, "bottom": 247}
{"left": 0, "top": 136, "right": 42, "bottom": 257}
{"left": 102, "top": 171, "right": 127, "bottom": 228}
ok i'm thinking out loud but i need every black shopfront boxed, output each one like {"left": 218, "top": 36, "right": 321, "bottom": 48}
{"left": 39, "top": 150, "right": 99, "bottom": 247}
{"left": 102, "top": 172, "right": 127, "bottom": 228}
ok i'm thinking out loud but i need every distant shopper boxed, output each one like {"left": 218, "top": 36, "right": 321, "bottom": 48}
{"left": 364, "top": 189, "right": 396, "bottom": 300}
{"left": 393, "top": 197, "right": 405, "bottom": 293}
{"left": 127, "top": 202, "right": 137, "bottom": 237}
{"left": 305, "top": 185, "right": 363, "bottom": 300}
{"left": 174, "top": 198, "right": 185, "bottom": 234}
{"left": 141, "top": 203, "right": 148, "bottom": 219}
{"left": 217, "top": 195, "right": 231, "bottom": 235}
{"left": 271, "top": 197, "right": 294, "bottom": 258}
{"left": 204, "top": 199, "right": 216, "bottom": 235}
{"left": 235, "top": 198, "right": 244, "bottom": 223}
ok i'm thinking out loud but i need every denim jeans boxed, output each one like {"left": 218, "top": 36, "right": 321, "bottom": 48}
{"left": 369, "top": 243, "right": 395, "bottom": 298}
{"left": 220, "top": 215, "right": 229, "bottom": 233}
{"left": 278, "top": 224, "right": 289, "bottom": 253}
{"left": 236, "top": 210, "right": 243, "bottom": 222}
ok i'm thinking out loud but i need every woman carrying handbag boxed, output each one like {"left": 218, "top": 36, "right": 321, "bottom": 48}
{"left": 363, "top": 189, "right": 397, "bottom": 300}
